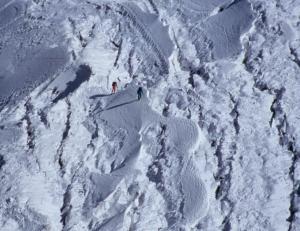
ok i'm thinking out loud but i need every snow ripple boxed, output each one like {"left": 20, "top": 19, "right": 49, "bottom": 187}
{"left": 87, "top": 85, "right": 208, "bottom": 229}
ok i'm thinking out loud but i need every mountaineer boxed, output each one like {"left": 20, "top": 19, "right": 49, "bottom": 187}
{"left": 137, "top": 87, "right": 143, "bottom": 100}
{"left": 112, "top": 81, "right": 118, "bottom": 93}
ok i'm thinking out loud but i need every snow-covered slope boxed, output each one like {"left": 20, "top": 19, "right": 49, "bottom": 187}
{"left": 0, "top": 0, "right": 300, "bottom": 230}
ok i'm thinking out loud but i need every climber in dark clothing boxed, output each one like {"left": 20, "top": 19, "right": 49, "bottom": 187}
{"left": 137, "top": 87, "right": 143, "bottom": 100}
{"left": 112, "top": 81, "right": 118, "bottom": 93}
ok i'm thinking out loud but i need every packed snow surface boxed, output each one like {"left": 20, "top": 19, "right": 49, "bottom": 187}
{"left": 1, "top": 0, "right": 300, "bottom": 230}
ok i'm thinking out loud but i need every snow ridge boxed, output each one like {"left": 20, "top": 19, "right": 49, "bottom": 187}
{"left": 0, "top": 0, "right": 300, "bottom": 230}
{"left": 116, "top": 2, "right": 173, "bottom": 74}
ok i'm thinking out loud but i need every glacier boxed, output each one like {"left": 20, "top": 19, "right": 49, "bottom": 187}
{"left": 0, "top": 0, "right": 300, "bottom": 230}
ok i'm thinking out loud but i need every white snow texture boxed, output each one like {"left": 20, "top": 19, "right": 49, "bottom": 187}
{"left": 0, "top": 0, "right": 300, "bottom": 231}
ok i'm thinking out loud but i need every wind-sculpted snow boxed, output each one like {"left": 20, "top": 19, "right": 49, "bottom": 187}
{"left": 117, "top": 2, "right": 174, "bottom": 73}
{"left": 0, "top": 1, "right": 25, "bottom": 29}
{"left": 0, "top": 47, "right": 68, "bottom": 98}
{"left": 123, "top": 3, "right": 173, "bottom": 59}
{"left": 1, "top": 0, "right": 300, "bottom": 230}
{"left": 180, "top": 0, "right": 254, "bottom": 61}
{"left": 0, "top": 0, "right": 69, "bottom": 111}
{"left": 181, "top": 0, "right": 231, "bottom": 21}
{"left": 0, "top": 47, "right": 68, "bottom": 111}
{"left": 88, "top": 86, "right": 208, "bottom": 228}
{"left": 0, "top": 0, "right": 12, "bottom": 9}
{"left": 197, "top": 0, "right": 253, "bottom": 59}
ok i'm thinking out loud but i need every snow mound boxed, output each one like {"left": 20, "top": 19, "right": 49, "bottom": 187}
{"left": 88, "top": 85, "right": 208, "bottom": 228}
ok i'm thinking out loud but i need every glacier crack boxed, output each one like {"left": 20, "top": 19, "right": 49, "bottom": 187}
{"left": 147, "top": 0, "right": 159, "bottom": 15}
{"left": 0, "top": 154, "right": 5, "bottom": 171}
{"left": 57, "top": 99, "right": 71, "bottom": 175}
{"left": 214, "top": 132, "right": 235, "bottom": 231}
{"left": 289, "top": 46, "right": 300, "bottom": 68}
{"left": 113, "top": 38, "right": 123, "bottom": 67}
{"left": 60, "top": 184, "right": 72, "bottom": 231}
{"left": 229, "top": 94, "right": 240, "bottom": 135}
{"left": 23, "top": 99, "right": 35, "bottom": 150}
